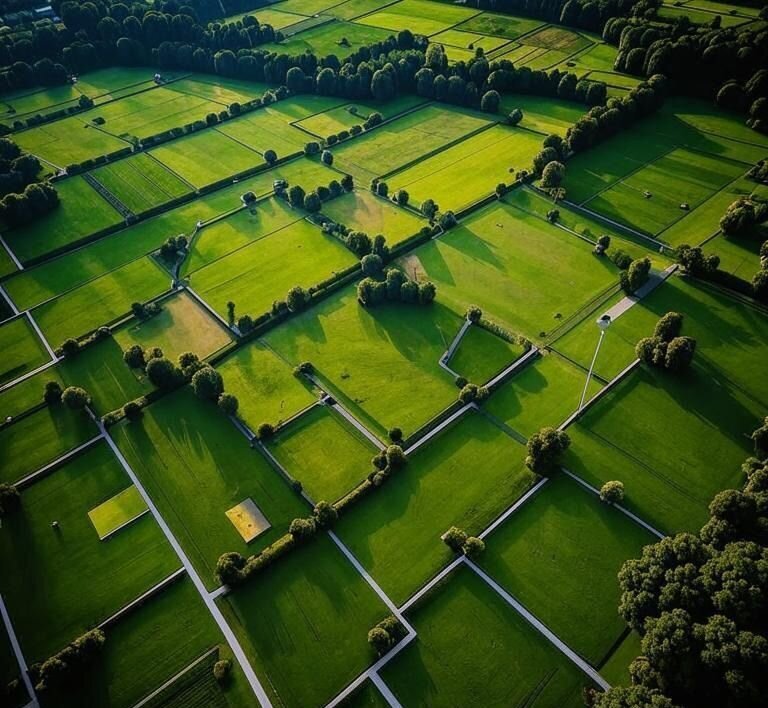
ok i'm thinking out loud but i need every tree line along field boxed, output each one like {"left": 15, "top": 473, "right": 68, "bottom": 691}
{"left": 1, "top": 1, "right": 767, "bottom": 707}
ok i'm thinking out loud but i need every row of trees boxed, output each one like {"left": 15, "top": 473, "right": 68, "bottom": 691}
{"left": 357, "top": 268, "right": 436, "bottom": 307}
{"left": 0, "top": 176, "right": 58, "bottom": 228}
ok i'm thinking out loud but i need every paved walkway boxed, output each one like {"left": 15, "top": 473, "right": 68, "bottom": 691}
{"left": 0, "top": 594, "right": 38, "bottom": 707}
{"left": 371, "top": 672, "right": 402, "bottom": 708}
{"left": 602, "top": 264, "right": 677, "bottom": 322}
{"left": 24, "top": 310, "right": 58, "bottom": 362}
{"left": 0, "top": 234, "right": 23, "bottom": 270}
{"left": 328, "top": 400, "right": 386, "bottom": 450}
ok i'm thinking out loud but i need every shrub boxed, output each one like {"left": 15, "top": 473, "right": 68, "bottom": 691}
{"left": 146, "top": 357, "right": 180, "bottom": 390}
{"left": 388, "top": 427, "right": 403, "bottom": 443}
{"left": 289, "top": 517, "right": 317, "bottom": 541}
{"left": 122, "top": 344, "right": 145, "bottom": 369}
{"left": 122, "top": 400, "right": 143, "bottom": 421}
{"left": 621, "top": 257, "right": 651, "bottom": 294}
{"left": 218, "top": 393, "right": 239, "bottom": 415}
{"left": 395, "top": 189, "right": 409, "bottom": 206}
{"left": 466, "top": 305, "right": 482, "bottom": 323}
{"left": 653, "top": 312, "right": 683, "bottom": 342}
{"left": 303, "top": 141, "right": 320, "bottom": 155}
{"left": 600, "top": 480, "right": 625, "bottom": 504}
{"left": 385, "top": 445, "right": 406, "bottom": 470}
{"left": 664, "top": 336, "right": 696, "bottom": 372}
{"left": 313, "top": 500, "right": 338, "bottom": 528}
{"left": 525, "top": 427, "right": 570, "bottom": 475}
{"left": 463, "top": 536, "right": 485, "bottom": 558}
{"left": 611, "top": 249, "right": 632, "bottom": 270}
{"left": 286, "top": 286, "right": 309, "bottom": 312}
{"left": 368, "top": 627, "right": 392, "bottom": 655}
{"left": 213, "top": 659, "right": 232, "bottom": 684}
{"left": 215, "top": 551, "right": 246, "bottom": 585}
{"left": 443, "top": 526, "right": 468, "bottom": 553}
{"left": 61, "top": 386, "right": 90, "bottom": 410}
{"left": 257, "top": 422, "right": 275, "bottom": 440}
{"left": 237, "top": 314, "right": 254, "bottom": 334}
{"left": 43, "top": 380, "right": 62, "bottom": 404}
{"left": 458, "top": 383, "right": 488, "bottom": 404}
{"left": 263, "top": 149, "right": 277, "bottom": 165}
{"left": 321, "top": 149, "right": 333, "bottom": 166}
{"left": 61, "top": 338, "right": 80, "bottom": 357}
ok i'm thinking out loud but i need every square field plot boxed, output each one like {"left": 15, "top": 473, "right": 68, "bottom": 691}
{"left": 336, "top": 410, "right": 535, "bottom": 603}
{"left": 225, "top": 498, "right": 270, "bottom": 543}
{"left": 480, "top": 474, "right": 655, "bottom": 665}
{"left": 355, "top": 0, "right": 480, "bottom": 36}
{"left": 88, "top": 485, "right": 148, "bottom": 540}
{"left": 398, "top": 199, "right": 620, "bottom": 340}
{"left": 0, "top": 315, "right": 50, "bottom": 385}
{"left": 113, "top": 387, "right": 307, "bottom": 588}
{"left": 268, "top": 405, "right": 379, "bottom": 503}
{"left": 264, "top": 289, "right": 460, "bottom": 438}
{"left": 453, "top": 11, "right": 545, "bottom": 39}
{"left": 448, "top": 325, "right": 524, "bottom": 384}
{"left": 381, "top": 566, "right": 590, "bottom": 707}
{"left": 0, "top": 441, "right": 178, "bottom": 662}
{"left": 219, "top": 533, "right": 388, "bottom": 707}
{"left": 388, "top": 124, "right": 542, "bottom": 211}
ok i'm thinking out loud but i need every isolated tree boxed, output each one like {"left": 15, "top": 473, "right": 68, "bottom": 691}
{"left": 526, "top": 427, "right": 570, "bottom": 474}
{"left": 192, "top": 366, "right": 224, "bottom": 402}
{"left": 321, "top": 149, "right": 333, "bottom": 166}
{"left": 389, "top": 427, "right": 403, "bottom": 443}
{"left": 368, "top": 627, "right": 392, "bottom": 655}
{"left": 508, "top": 108, "right": 523, "bottom": 125}
{"left": 61, "top": 386, "right": 90, "bottom": 410}
{"left": 621, "top": 257, "right": 652, "bottom": 294}
{"left": 600, "top": 480, "right": 625, "bottom": 504}
{"left": 466, "top": 306, "right": 482, "bottom": 323}
{"left": 463, "top": 536, "right": 485, "bottom": 558}
{"left": 0, "top": 483, "right": 20, "bottom": 517}
{"left": 288, "top": 185, "right": 305, "bottom": 209}
{"left": 263, "top": 149, "right": 277, "bottom": 165}
{"left": 421, "top": 198, "right": 438, "bottom": 220}
{"left": 43, "top": 380, "right": 62, "bottom": 404}
{"left": 289, "top": 517, "right": 316, "bottom": 541}
{"left": 123, "top": 344, "right": 146, "bottom": 369}
{"left": 303, "top": 191, "right": 321, "bottom": 213}
{"left": 257, "top": 422, "right": 275, "bottom": 440}
{"left": 218, "top": 393, "right": 239, "bottom": 416}
{"left": 286, "top": 286, "right": 309, "bottom": 312}
{"left": 61, "top": 338, "right": 80, "bottom": 357}
{"left": 395, "top": 189, "right": 409, "bottom": 206}
{"left": 213, "top": 659, "right": 232, "bottom": 685}
{"left": 215, "top": 551, "right": 246, "bottom": 586}
{"left": 226, "top": 301, "right": 236, "bottom": 325}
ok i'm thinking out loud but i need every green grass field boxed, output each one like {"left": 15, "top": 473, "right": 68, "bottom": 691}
{"left": 454, "top": 11, "right": 544, "bottom": 39}
{"left": 398, "top": 200, "right": 619, "bottom": 340}
{"left": 336, "top": 411, "right": 535, "bottom": 603}
{"left": 522, "top": 25, "right": 593, "bottom": 52}
{"left": 321, "top": 189, "right": 425, "bottom": 246}
{"left": 220, "top": 533, "right": 388, "bottom": 707}
{"left": 381, "top": 566, "right": 589, "bottom": 707}
{"left": 268, "top": 405, "right": 378, "bottom": 503}
{"left": 165, "top": 76, "right": 266, "bottom": 106}
{"left": 261, "top": 21, "right": 393, "bottom": 56}
{"left": 431, "top": 28, "right": 510, "bottom": 61}
{"left": 0, "top": 441, "right": 178, "bottom": 662}
{"left": 88, "top": 485, "right": 147, "bottom": 539}
{"left": 355, "top": 0, "right": 480, "bottom": 36}
{"left": 388, "top": 125, "right": 542, "bottom": 211}
{"left": 215, "top": 341, "right": 316, "bottom": 430}
{"left": 0, "top": 315, "right": 50, "bottom": 384}
{"left": 4, "top": 176, "right": 123, "bottom": 263}
{"left": 0, "top": 404, "right": 96, "bottom": 484}
{"left": 499, "top": 94, "right": 587, "bottom": 136}
{"left": 90, "top": 153, "right": 192, "bottom": 213}
{"left": 113, "top": 387, "right": 307, "bottom": 589}
{"left": 188, "top": 219, "right": 358, "bottom": 319}
{"left": 480, "top": 474, "right": 654, "bottom": 665}
{"left": 264, "top": 288, "right": 460, "bottom": 437}
{"left": 600, "top": 631, "right": 642, "bottom": 687}
{"left": 448, "top": 325, "right": 523, "bottom": 383}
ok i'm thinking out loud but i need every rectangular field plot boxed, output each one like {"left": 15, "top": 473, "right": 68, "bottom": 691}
{"left": 0, "top": 404, "right": 96, "bottom": 485}
{"left": 226, "top": 498, "right": 270, "bottom": 543}
{"left": 262, "top": 20, "right": 392, "bottom": 56}
{"left": 0, "top": 315, "right": 49, "bottom": 384}
{"left": 33, "top": 256, "right": 170, "bottom": 346}
{"left": 114, "top": 388, "right": 307, "bottom": 587}
{"left": 0, "top": 441, "right": 178, "bottom": 662}
{"left": 520, "top": 25, "right": 593, "bottom": 53}
{"left": 499, "top": 94, "right": 587, "bottom": 136}
{"left": 453, "top": 11, "right": 545, "bottom": 39}
{"left": 113, "top": 290, "right": 232, "bottom": 361}
{"left": 398, "top": 200, "right": 619, "bottom": 341}
{"left": 264, "top": 289, "right": 460, "bottom": 437}
{"left": 215, "top": 341, "right": 316, "bottom": 430}
{"left": 88, "top": 485, "right": 147, "bottom": 540}
{"left": 336, "top": 411, "right": 535, "bottom": 603}
{"left": 388, "top": 124, "right": 542, "bottom": 211}
{"left": 480, "top": 474, "right": 654, "bottom": 665}
{"left": 565, "top": 363, "right": 762, "bottom": 534}
{"left": 430, "top": 29, "right": 510, "bottom": 60}
{"left": 707, "top": 231, "right": 764, "bottom": 281}
{"left": 448, "top": 325, "right": 523, "bottom": 384}
{"left": 558, "top": 42, "right": 618, "bottom": 73}
{"left": 150, "top": 129, "right": 263, "bottom": 188}
{"left": 219, "top": 533, "right": 388, "bottom": 707}
{"left": 165, "top": 75, "right": 265, "bottom": 105}
{"left": 331, "top": 104, "right": 492, "bottom": 182}
{"left": 484, "top": 352, "right": 602, "bottom": 438}
{"left": 583, "top": 148, "right": 745, "bottom": 237}
{"left": 381, "top": 566, "right": 589, "bottom": 707}
{"left": 321, "top": 189, "right": 425, "bottom": 246}
{"left": 355, "top": 0, "right": 480, "bottom": 36}
{"left": 4, "top": 176, "right": 123, "bottom": 263}
{"left": 188, "top": 219, "right": 358, "bottom": 319}
{"left": 268, "top": 405, "right": 378, "bottom": 502}
{"left": 90, "top": 153, "right": 192, "bottom": 213}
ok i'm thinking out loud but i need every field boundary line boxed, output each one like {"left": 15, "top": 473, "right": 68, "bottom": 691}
{"left": 0, "top": 234, "right": 23, "bottom": 271}
{"left": 485, "top": 345, "right": 540, "bottom": 390}
{"left": 132, "top": 646, "right": 219, "bottom": 708}
{"left": 0, "top": 283, "right": 20, "bottom": 314}
{"left": 274, "top": 400, "right": 322, "bottom": 434}
{"left": 440, "top": 318, "right": 471, "bottom": 376}
{"left": 15, "top": 433, "right": 104, "bottom": 489}
{"left": 465, "top": 558, "right": 610, "bottom": 690}
{"left": 325, "top": 397, "right": 386, "bottom": 450}
{"left": 0, "top": 358, "right": 56, "bottom": 394}
{"left": 0, "top": 593, "right": 38, "bottom": 707}
{"left": 403, "top": 403, "right": 472, "bottom": 456}
{"left": 370, "top": 672, "right": 402, "bottom": 707}
{"left": 94, "top": 413, "right": 274, "bottom": 707}
{"left": 144, "top": 150, "right": 198, "bottom": 193}
{"left": 98, "top": 567, "right": 186, "bottom": 630}
{"left": 183, "top": 284, "right": 234, "bottom": 332}
{"left": 24, "top": 310, "right": 58, "bottom": 362}
{"left": 479, "top": 477, "right": 548, "bottom": 540}
{"left": 561, "top": 468, "right": 666, "bottom": 539}
{"left": 473, "top": 405, "right": 528, "bottom": 445}
{"left": 98, "top": 508, "right": 151, "bottom": 541}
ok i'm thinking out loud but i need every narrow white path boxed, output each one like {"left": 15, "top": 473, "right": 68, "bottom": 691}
{"left": 398, "top": 556, "right": 465, "bottom": 614}
{"left": 371, "top": 672, "right": 403, "bottom": 708}
{"left": 329, "top": 401, "right": 386, "bottom": 450}
{"left": 0, "top": 283, "right": 20, "bottom": 315}
{"left": 24, "top": 310, "right": 58, "bottom": 362}
{"left": 602, "top": 264, "right": 678, "bottom": 322}
{"left": 403, "top": 404, "right": 471, "bottom": 456}
{"left": 98, "top": 568, "right": 185, "bottom": 630}
{"left": 0, "top": 594, "right": 39, "bottom": 707}
{"left": 95, "top": 417, "right": 273, "bottom": 707}
{"left": 465, "top": 559, "right": 610, "bottom": 690}
{"left": 16, "top": 434, "right": 104, "bottom": 489}
{"left": 478, "top": 478, "right": 548, "bottom": 540}
{"left": 0, "top": 234, "right": 23, "bottom": 270}
{"left": 485, "top": 346, "right": 539, "bottom": 389}
{"left": 184, "top": 285, "right": 233, "bottom": 331}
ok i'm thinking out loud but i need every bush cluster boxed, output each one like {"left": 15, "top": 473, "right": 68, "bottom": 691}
{"left": 635, "top": 312, "right": 697, "bottom": 373}
{"left": 357, "top": 269, "right": 436, "bottom": 307}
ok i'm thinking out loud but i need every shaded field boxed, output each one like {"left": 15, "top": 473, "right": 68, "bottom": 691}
{"left": 499, "top": 94, "right": 587, "bottom": 137}
{"left": 0, "top": 315, "right": 49, "bottom": 384}
{"left": 449, "top": 324, "right": 522, "bottom": 384}
{"left": 260, "top": 21, "right": 392, "bottom": 57}
{"left": 355, "top": 0, "right": 480, "bottom": 36}
{"left": 454, "top": 11, "right": 544, "bottom": 39}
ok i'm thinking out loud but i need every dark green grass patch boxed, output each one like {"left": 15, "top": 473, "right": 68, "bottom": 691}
{"left": 0, "top": 316, "right": 49, "bottom": 384}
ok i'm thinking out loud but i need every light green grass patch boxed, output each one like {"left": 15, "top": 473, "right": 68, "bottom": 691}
{"left": 521, "top": 24, "right": 593, "bottom": 52}
{"left": 224, "top": 7, "right": 308, "bottom": 28}
{"left": 261, "top": 20, "right": 393, "bottom": 56}
{"left": 454, "top": 11, "right": 544, "bottom": 39}
{"left": 326, "top": 0, "right": 399, "bottom": 20}
{"left": 499, "top": 94, "right": 587, "bottom": 136}
{"left": 481, "top": 474, "right": 654, "bottom": 664}
{"left": 600, "top": 631, "right": 642, "bottom": 687}
{"left": 706, "top": 232, "right": 764, "bottom": 280}
{"left": 220, "top": 533, "right": 388, "bottom": 707}
{"left": 558, "top": 42, "right": 618, "bottom": 73}
{"left": 166, "top": 76, "right": 264, "bottom": 105}
{"left": 381, "top": 566, "right": 588, "bottom": 707}
{"left": 388, "top": 124, "right": 542, "bottom": 211}
{"left": 586, "top": 70, "right": 642, "bottom": 88}
{"left": 0, "top": 404, "right": 96, "bottom": 485}
{"left": 88, "top": 485, "right": 148, "bottom": 539}
{"left": 114, "top": 388, "right": 307, "bottom": 588}
{"left": 265, "top": 289, "right": 460, "bottom": 437}
{"left": 189, "top": 219, "right": 357, "bottom": 319}
{"left": 90, "top": 153, "right": 191, "bottom": 213}
{"left": 449, "top": 325, "right": 522, "bottom": 383}
{"left": 268, "top": 405, "right": 378, "bottom": 502}
{"left": 431, "top": 28, "right": 510, "bottom": 56}
{"left": 0, "top": 83, "right": 81, "bottom": 119}
{"left": 523, "top": 48, "right": 574, "bottom": 70}
{"left": 321, "top": 189, "right": 425, "bottom": 246}
{"left": 4, "top": 176, "right": 123, "bottom": 263}
{"left": 355, "top": 0, "right": 480, "bottom": 36}
{"left": 658, "top": 4, "right": 747, "bottom": 26}
{"left": 0, "top": 441, "right": 178, "bottom": 662}
{"left": 0, "top": 315, "right": 49, "bottom": 384}
{"left": 336, "top": 411, "right": 535, "bottom": 603}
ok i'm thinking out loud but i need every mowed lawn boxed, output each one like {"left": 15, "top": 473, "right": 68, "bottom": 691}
{"left": 381, "top": 566, "right": 588, "bottom": 707}
{"left": 268, "top": 405, "right": 377, "bottom": 503}
{"left": 0, "top": 441, "right": 178, "bottom": 662}
{"left": 336, "top": 411, "right": 535, "bottom": 603}
{"left": 260, "top": 20, "right": 392, "bottom": 56}
{"left": 113, "top": 387, "right": 307, "bottom": 589}
{"left": 321, "top": 189, "right": 426, "bottom": 246}
{"left": 355, "top": 0, "right": 480, "bottom": 36}
{"left": 499, "top": 94, "right": 589, "bottom": 136}
{"left": 388, "top": 124, "right": 542, "bottom": 211}
{"left": 480, "top": 474, "right": 654, "bottom": 665}
{"left": 0, "top": 315, "right": 50, "bottom": 384}
{"left": 264, "top": 288, "right": 460, "bottom": 437}
{"left": 219, "top": 533, "right": 388, "bottom": 707}
{"left": 0, "top": 404, "right": 96, "bottom": 484}
{"left": 564, "top": 363, "right": 762, "bottom": 534}
{"left": 215, "top": 341, "right": 316, "bottom": 430}
{"left": 188, "top": 219, "right": 358, "bottom": 319}
{"left": 449, "top": 325, "right": 523, "bottom": 384}
{"left": 399, "top": 200, "right": 619, "bottom": 340}
{"left": 4, "top": 176, "right": 123, "bottom": 263}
